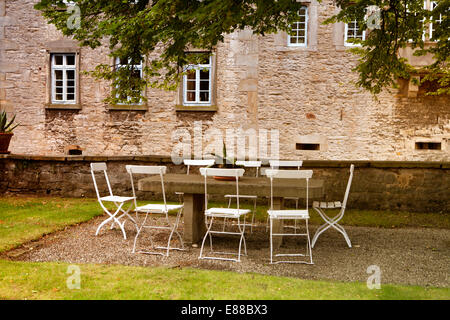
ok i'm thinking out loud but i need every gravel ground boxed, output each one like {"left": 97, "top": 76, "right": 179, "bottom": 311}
{"left": 4, "top": 215, "right": 450, "bottom": 288}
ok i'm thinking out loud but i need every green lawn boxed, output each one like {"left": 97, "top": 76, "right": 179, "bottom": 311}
{"left": 0, "top": 196, "right": 448, "bottom": 300}
{"left": 0, "top": 197, "right": 102, "bottom": 253}
{"left": 0, "top": 260, "right": 448, "bottom": 300}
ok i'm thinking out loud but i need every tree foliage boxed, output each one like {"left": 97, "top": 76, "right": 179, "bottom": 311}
{"left": 34, "top": 0, "right": 449, "bottom": 103}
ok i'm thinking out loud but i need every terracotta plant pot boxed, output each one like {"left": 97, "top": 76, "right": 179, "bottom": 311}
{"left": 213, "top": 176, "right": 239, "bottom": 181}
{"left": 0, "top": 133, "right": 13, "bottom": 154}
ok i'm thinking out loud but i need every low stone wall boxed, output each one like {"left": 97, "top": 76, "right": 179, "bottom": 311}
{"left": 0, "top": 154, "right": 449, "bottom": 213}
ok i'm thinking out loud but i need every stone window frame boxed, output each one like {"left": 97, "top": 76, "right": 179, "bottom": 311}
{"left": 287, "top": 6, "right": 309, "bottom": 47}
{"left": 107, "top": 56, "right": 148, "bottom": 111}
{"left": 176, "top": 50, "right": 218, "bottom": 112}
{"left": 273, "top": 0, "right": 318, "bottom": 52}
{"left": 344, "top": 20, "right": 366, "bottom": 47}
{"left": 50, "top": 53, "right": 77, "bottom": 104}
{"left": 45, "top": 40, "right": 81, "bottom": 110}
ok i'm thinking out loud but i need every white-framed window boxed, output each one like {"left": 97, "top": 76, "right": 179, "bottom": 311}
{"left": 288, "top": 6, "right": 308, "bottom": 47}
{"left": 344, "top": 20, "right": 366, "bottom": 46}
{"left": 183, "top": 56, "right": 212, "bottom": 106}
{"left": 51, "top": 53, "right": 77, "bottom": 104}
{"left": 430, "top": 1, "right": 443, "bottom": 40}
{"left": 114, "top": 57, "right": 143, "bottom": 105}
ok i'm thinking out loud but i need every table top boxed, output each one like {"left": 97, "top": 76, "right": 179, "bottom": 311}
{"left": 138, "top": 174, "right": 324, "bottom": 198}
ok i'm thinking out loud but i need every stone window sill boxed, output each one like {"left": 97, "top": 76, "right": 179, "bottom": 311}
{"left": 107, "top": 104, "right": 148, "bottom": 111}
{"left": 45, "top": 103, "right": 82, "bottom": 110}
{"left": 175, "top": 105, "right": 218, "bottom": 112}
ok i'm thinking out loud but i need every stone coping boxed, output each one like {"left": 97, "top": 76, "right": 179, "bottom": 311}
{"left": 0, "top": 154, "right": 448, "bottom": 169}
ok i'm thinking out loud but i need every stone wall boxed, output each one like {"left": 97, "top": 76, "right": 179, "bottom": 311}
{"left": 1, "top": 155, "right": 448, "bottom": 213}
{"left": 0, "top": 0, "right": 449, "bottom": 161}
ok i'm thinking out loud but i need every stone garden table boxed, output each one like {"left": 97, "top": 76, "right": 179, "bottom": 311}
{"left": 138, "top": 174, "right": 324, "bottom": 246}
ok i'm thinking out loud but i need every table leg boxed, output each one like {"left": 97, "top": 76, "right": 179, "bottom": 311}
{"left": 183, "top": 193, "right": 205, "bottom": 245}
{"left": 272, "top": 197, "right": 284, "bottom": 249}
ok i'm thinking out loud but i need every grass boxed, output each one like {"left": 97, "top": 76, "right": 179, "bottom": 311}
{"left": 0, "top": 195, "right": 448, "bottom": 300}
{"left": 0, "top": 260, "right": 448, "bottom": 300}
{"left": 211, "top": 200, "right": 450, "bottom": 229}
{"left": 1, "top": 196, "right": 448, "bottom": 254}
{"left": 0, "top": 197, "right": 103, "bottom": 253}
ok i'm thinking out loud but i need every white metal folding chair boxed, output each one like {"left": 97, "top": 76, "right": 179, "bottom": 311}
{"left": 90, "top": 162, "right": 138, "bottom": 240}
{"left": 269, "top": 160, "right": 303, "bottom": 209}
{"left": 224, "top": 160, "right": 261, "bottom": 233}
{"left": 312, "top": 164, "right": 354, "bottom": 248}
{"left": 175, "top": 159, "right": 216, "bottom": 202}
{"left": 126, "top": 165, "right": 185, "bottom": 257}
{"left": 266, "top": 169, "right": 313, "bottom": 264}
{"left": 198, "top": 168, "right": 251, "bottom": 262}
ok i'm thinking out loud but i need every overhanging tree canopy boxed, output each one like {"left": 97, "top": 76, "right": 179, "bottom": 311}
{"left": 35, "top": 0, "right": 449, "bottom": 103}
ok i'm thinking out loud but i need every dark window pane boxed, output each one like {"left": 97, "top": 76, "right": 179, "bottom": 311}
{"left": 67, "top": 70, "right": 75, "bottom": 79}
{"left": 67, "top": 80, "right": 75, "bottom": 87}
{"left": 200, "top": 70, "right": 209, "bottom": 80}
{"left": 54, "top": 55, "right": 63, "bottom": 65}
{"left": 56, "top": 94, "right": 63, "bottom": 101}
{"left": 186, "top": 91, "right": 196, "bottom": 101}
{"left": 67, "top": 94, "right": 75, "bottom": 100}
{"left": 187, "top": 70, "right": 196, "bottom": 80}
{"left": 200, "top": 92, "right": 209, "bottom": 102}
{"left": 67, "top": 87, "right": 75, "bottom": 94}
{"left": 56, "top": 87, "right": 63, "bottom": 94}
{"left": 56, "top": 80, "right": 63, "bottom": 87}
{"left": 200, "top": 80, "right": 209, "bottom": 91}
{"left": 186, "top": 80, "right": 196, "bottom": 91}
{"left": 66, "top": 55, "right": 75, "bottom": 66}
{"left": 55, "top": 70, "right": 63, "bottom": 80}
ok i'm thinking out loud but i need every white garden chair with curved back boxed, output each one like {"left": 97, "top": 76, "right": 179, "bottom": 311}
{"left": 175, "top": 159, "right": 216, "bottom": 202}
{"left": 198, "top": 168, "right": 251, "bottom": 262}
{"left": 269, "top": 160, "right": 303, "bottom": 209}
{"left": 311, "top": 164, "right": 354, "bottom": 248}
{"left": 90, "top": 162, "right": 138, "bottom": 240}
{"left": 266, "top": 160, "right": 303, "bottom": 232}
{"left": 266, "top": 168, "right": 314, "bottom": 264}
{"left": 126, "top": 165, "right": 185, "bottom": 257}
{"left": 223, "top": 160, "right": 262, "bottom": 233}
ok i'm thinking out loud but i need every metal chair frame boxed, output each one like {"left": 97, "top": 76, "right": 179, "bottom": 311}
{"left": 266, "top": 160, "right": 303, "bottom": 232}
{"left": 312, "top": 164, "right": 354, "bottom": 248}
{"left": 90, "top": 162, "right": 138, "bottom": 240}
{"left": 198, "top": 168, "right": 251, "bottom": 262}
{"left": 266, "top": 169, "right": 313, "bottom": 265}
{"left": 224, "top": 160, "right": 262, "bottom": 233}
{"left": 127, "top": 165, "right": 185, "bottom": 257}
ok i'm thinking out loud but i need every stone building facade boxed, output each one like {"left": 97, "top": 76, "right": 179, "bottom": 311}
{"left": 0, "top": 0, "right": 449, "bottom": 161}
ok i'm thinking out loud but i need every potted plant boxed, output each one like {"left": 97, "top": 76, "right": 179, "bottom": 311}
{"left": 0, "top": 110, "right": 19, "bottom": 154}
{"left": 210, "top": 141, "right": 242, "bottom": 181}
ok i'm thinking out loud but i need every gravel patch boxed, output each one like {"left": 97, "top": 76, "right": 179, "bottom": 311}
{"left": 4, "top": 215, "right": 450, "bottom": 288}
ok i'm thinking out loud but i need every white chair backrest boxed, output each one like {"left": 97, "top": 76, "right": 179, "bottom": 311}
{"left": 126, "top": 165, "right": 168, "bottom": 209}
{"left": 90, "top": 162, "right": 113, "bottom": 200}
{"left": 236, "top": 160, "right": 262, "bottom": 177}
{"left": 269, "top": 160, "right": 303, "bottom": 169}
{"left": 126, "top": 165, "right": 167, "bottom": 175}
{"left": 199, "top": 168, "right": 245, "bottom": 210}
{"left": 266, "top": 169, "right": 313, "bottom": 211}
{"left": 183, "top": 159, "right": 215, "bottom": 174}
{"left": 342, "top": 165, "right": 355, "bottom": 208}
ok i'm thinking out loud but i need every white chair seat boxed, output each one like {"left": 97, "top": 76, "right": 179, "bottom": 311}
{"left": 224, "top": 194, "right": 258, "bottom": 199}
{"left": 136, "top": 203, "right": 184, "bottom": 213}
{"left": 313, "top": 201, "right": 342, "bottom": 209}
{"left": 268, "top": 209, "right": 309, "bottom": 219}
{"left": 205, "top": 207, "right": 251, "bottom": 218}
{"left": 100, "top": 195, "right": 136, "bottom": 203}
